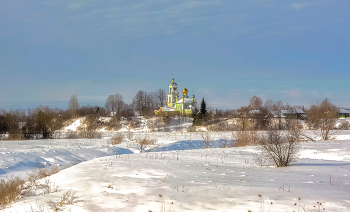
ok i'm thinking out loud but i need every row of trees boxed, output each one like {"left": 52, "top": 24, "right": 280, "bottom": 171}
{"left": 234, "top": 96, "right": 341, "bottom": 140}
{"left": 0, "top": 89, "right": 167, "bottom": 139}
{"left": 132, "top": 89, "right": 167, "bottom": 116}
{"left": 0, "top": 107, "right": 64, "bottom": 139}
{"left": 0, "top": 89, "right": 346, "bottom": 140}
{"left": 68, "top": 88, "right": 168, "bottom": 121}
{"left": 235, "top": 96, "right": 309, "bottom": 131}
{"left": 104, "top": 89, "right": 167, "bottom": 117}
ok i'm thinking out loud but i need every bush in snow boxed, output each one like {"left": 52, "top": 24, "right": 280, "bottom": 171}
{"left": 77, "top": 115, "right": 101, "bottom": 138}
{"left": 202, "top": 133, "right": 212, "bottom": 148}
{"left": 233, "top": 131, "right": 258, "bottom": 147}
{"left": 0, "top": 176, "right": 26, "bottom": 209}
{"left": 306, "top": 98, "right": 338, "bottom": 140}
{"left": 256, "top": 129, "right": 300, "bottom": 167}
{"left": 256, "top": 118, "right": 302, "bottom": 167}
{"left": 135, "top": 136, "right": 157, "bottom": 153}
{"left": 105, "top": 116, "right": 122, "bottom": 131}
{"left": 108, "top": 133, "right": 124, "bottom": 145}
{"left": 47, "top": 189, "right": 79, "bottom": 212}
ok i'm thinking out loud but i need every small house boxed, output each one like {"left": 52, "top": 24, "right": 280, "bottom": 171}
{"left": 266, "top": 111, "right": 286, "bottom": 119}
{"left": 280, "top": 109, "right": 305, "bottom": 119}
{"left": 338, "top": 109, "right": 350, "bottom": 118}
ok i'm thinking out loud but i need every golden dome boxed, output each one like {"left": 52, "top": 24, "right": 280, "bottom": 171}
{"left": 182, "top": 86, "right": 188, "bottom": 94}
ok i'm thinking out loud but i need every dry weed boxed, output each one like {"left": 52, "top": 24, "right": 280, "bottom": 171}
{"left": 156, "top": 194, "right": 173, "bottom": 212}
{"left": 48, "top": 189, "right": 79, "bottom": 212}
{"left": 108, "top": 133, "right": 124, "bottom": 145}
{"left": 0, "top": 176, "right": 26, "bottom": 209}
{"left": 26, "top": 200, "right": 46, "bottom": 212}
{"left": 7, "top": 129, "right": 23, "bottom": 140}
{"left": 202, "top": 133, "right": 212, "bottom": 148}
{"left": 233, "top": 131, "right": 258, "bottom": 147}
{"left": 187, "top": 125, "right": 197, "bottom": 132}
{"left": 135, "top": 136, "right": 157, "bottom": 153}
{"left": 43, "top": 178, "right": 59, "bottom": 195}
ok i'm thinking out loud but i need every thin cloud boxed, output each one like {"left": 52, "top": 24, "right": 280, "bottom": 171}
{"left": 199, "top": 88, "right": 214, "bottom": 96}
{"left": 281, "top": 90, "right": 301, "bottom": 98}
{"left": 86, "top": 0, "right": 226, "bottom": 37}
{"left": 181, "top": 0, "right": 222, "bottom": 9}
{"left": 289, "top": 3, "right": 314, "bottom": 10}
{"left": 289, "top": 0, "right": 334, "bottom": 10}
{"left": 67, "top": 2, "right": 86, "bottom": 11}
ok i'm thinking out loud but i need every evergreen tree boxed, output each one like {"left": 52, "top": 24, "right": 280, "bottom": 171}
{"left": 200, "top": 98, "right": 207, "bottom": 117}
{"left": 192, "top": 107, "right": 202, "bottom": 125}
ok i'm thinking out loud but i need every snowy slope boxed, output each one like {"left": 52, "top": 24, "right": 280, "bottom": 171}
{"left": 0, "top": 139, "right": 132, "bottom": 178}
{"left": 64, "top": 118, "right": 83, "bottom": 131}
{"left": 0, "top": 132, "right": 235, "bottom": 178}
{"left": 2, "top": 139, "right": 350, "bottom": 212}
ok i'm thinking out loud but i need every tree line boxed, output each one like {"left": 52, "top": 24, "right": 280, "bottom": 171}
{"left": 0, "top": 90, "right": 348, "bottom": 140}
{"left": 233, "top": 96, "right": 344, "bottom": 140}
{"left": 0, "top": 88, "right": 168, "bottom": 140}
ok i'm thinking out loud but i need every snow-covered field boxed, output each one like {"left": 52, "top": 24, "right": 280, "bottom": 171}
{"left": 1, "top": 124, "right": 350, "bottom": 211}
{"left": 0, "top": 132, "right": 235, "bottom": 178}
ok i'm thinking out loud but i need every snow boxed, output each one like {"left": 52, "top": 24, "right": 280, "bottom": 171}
{"left": 280, "top": 109, "right": 305, "bottom": 114}
{"left": 1, "top": 129, "right": 350, "bottom": 211}
{"left": 339, "top": 109, "right": 350, "bottom": 114}
{"left": 158, "top": 107, "right": 176, "bottom": 112}
{"left": 175, "top": 98, "right": 193, "bottom": 104}
{"left": 269, "top": 111, "right": 286, "bottom": 118}
{"left": 0, "top": 139, "right": 133, "bottom": 178}
{"left": 64, "top": 118, "right": 83, "bottom": 131}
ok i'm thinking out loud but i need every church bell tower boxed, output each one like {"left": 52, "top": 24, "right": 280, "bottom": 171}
{"left": 168, "top": 77, "right": 179, "bottom": 107}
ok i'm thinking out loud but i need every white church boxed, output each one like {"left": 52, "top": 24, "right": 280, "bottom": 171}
{"left": 155, "top": 77, "right": 195, "bottom": 116}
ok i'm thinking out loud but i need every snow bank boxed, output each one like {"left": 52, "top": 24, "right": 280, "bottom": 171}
{"left": 3, "top": 140, "right": 350, "bottom": 211}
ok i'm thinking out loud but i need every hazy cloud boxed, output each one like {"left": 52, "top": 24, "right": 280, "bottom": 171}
{"left": 281, "top": 90, "right": 301, "bottom": 98}
{"left": 181, "top": 0, "right": 222, "bottom": 9}
{"left": 289, "top": 1, "right": 334, "bottom": 10}
{"left": 289, "top": 3, "right": 314, "bottom": 10}
{"left": 67, "top": 2, "right": 86, "bottom": 11}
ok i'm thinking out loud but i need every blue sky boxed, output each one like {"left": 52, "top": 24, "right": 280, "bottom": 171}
{"left": 0, "top": 0, "right": 349, "bottom": 110}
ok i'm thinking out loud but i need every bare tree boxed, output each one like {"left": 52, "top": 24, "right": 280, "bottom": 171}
{"left": 77, "top": 105, "right": 103, "bottom": 117}
{"left": 249, "top": 96, "right": 263, "bottom": 110}
{"left": 134, "top": 136, "right": 157, "bottom": 153}
{"left": 133, "top": 90, "right": 145, "bottom": 116}
{"left": 0, "top": 109, "right": 26, "bottom": 140}
{"left": 69, "top": 95, "right": 79, "bottom": 118}
{"left": 36, "top": 107, "right": 64, "bottom": 139}
{"left": 274, "top": 100, "right": 284, "bottom": 111}
{"left": 236, "top": 106, "right": 251, "bottom": 131}
{"left": 156, "top": 89, "right": 167, "bottom": 107}
{"left": 264, "top": 99, "right": 275, "bottom": 111}
{"left": 252, "top": 107, "right": 269, "bottom": 130}
{"left": 265, "top": 100, "right": 285, "bottom": 129}
{"left": 148, "top": 91, "right": 158, "bottom": 111}
{"left": 121, "top": 103, "right": 135, "bottom": 120}
{"left": 306, "top": 98, "right": 338, "bottom": 140}
{"left": 144, "top": 92, "right": 157, "bottom": 117}
{"left": 256, "top": 120, "right": 301, "bottom": 167}
{"left": 105, "top": 93, "right": 124, "bottom": 117}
